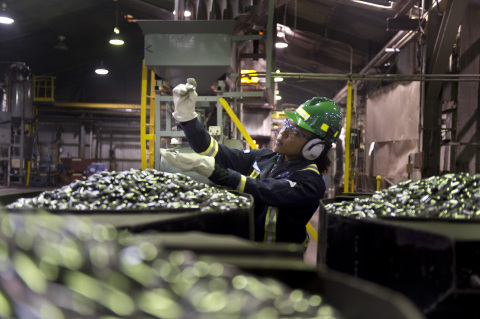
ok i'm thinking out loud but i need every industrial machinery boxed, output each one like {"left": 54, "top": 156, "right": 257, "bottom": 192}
{"left": 0, "top": 62, "right": 34, "bottom": 186}
{"left": 318, "top": 173, "right": 480, "bottom": 319}
{"left": 136, "top": 18, "right": 277, "bottom": 171}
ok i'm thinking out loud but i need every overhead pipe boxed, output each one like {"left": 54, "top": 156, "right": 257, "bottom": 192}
{"left": 274, "top": 72, "right": 480, "bottom": 82}
{"left": 332, "top": 30, "right": 415, "bottom": 102}
{"left": 332, "top": 1, "right": 451, "bottom": 103}
{"left": 54, "top": 102, "right": 141, "bottom": 109}
{"left": 318, "top": 37, "right": 353, "bottom": 75}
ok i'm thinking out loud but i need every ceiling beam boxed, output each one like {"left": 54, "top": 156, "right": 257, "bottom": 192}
{"left": 393, "top": 0, "right": 420, "bottom": 17}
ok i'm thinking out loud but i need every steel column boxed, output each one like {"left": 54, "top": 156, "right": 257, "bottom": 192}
{"left": 421, "top": 0, "right": 468, "bottom": 177}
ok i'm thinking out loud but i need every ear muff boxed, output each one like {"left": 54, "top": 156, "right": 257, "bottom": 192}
{"left": 302, "top": 138, "right": 326, "bottom": 160}
{"left": 302, "top": 125, "right": 338, "bottom": 160}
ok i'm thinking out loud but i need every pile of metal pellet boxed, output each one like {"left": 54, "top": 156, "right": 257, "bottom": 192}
{"left": 0, "top": 211, "right": 342, "bottom": 319}
{"left": 326, "top": 173, "right": 480, "bottom": 219}
{"left": 6, "top": 169, "right": 251, "bottom": 213}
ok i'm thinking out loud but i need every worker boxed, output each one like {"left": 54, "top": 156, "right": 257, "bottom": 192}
{"left": 161, "top": 78, "right": 342, "bottom": 249}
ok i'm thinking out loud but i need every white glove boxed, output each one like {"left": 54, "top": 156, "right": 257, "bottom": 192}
{"left": 172, "top": 78, "right": 198, "bottom": 122}
{"left": 160, "top": 149, "right": 215, "bottom": 177}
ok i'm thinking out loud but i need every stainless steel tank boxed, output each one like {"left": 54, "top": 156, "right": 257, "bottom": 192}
{"left": 6, "top": 62, "right": 33, "bottom": 120}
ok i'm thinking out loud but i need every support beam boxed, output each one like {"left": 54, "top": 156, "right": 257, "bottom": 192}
{"left": 456, "top": 2, "right": 480, "bottom": 173}
{"left": 421, "top": 0, "right": 468, "bottom": 177}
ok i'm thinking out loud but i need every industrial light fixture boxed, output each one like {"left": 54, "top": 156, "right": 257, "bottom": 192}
{"left": 109, "top": 1, "right": 124, "bottom": 45}
{"left": 240, "top": 70, "right": 259, "bottom": 84}
{"left": 275, "top": 90, "right": 282, "bottom": 100}
{"left": 0, "top": 1, "right": 14, "bottom": 24}
{"left": 276, "top": 24, "right": 290, "bottom": 49}
{"left": 385, "top": 47, "right": 400, "bottom": 52}
{"left": 109, "top": 27, "right": 124, "bottom": 45}
{"left": 274, "top": 69, "right": 284, "bottom": 82}
{"left": 95, "top": 61, "right": 109, "bottom": 75}
{"left": 172, "top": 10, "right": 192, "bottom": 19}
{"left": 54, "top": 35, "right": 69, "bottom": 51}
{"left": 351, "top": 0, "right": 393, "bottom": 9}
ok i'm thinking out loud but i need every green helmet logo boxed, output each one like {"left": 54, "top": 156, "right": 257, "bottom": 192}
{"left": 284, "top": 97, "right": 342, "bottom": 142}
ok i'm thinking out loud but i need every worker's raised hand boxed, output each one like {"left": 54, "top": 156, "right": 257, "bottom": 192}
{"left": 172, "top": 78, "right": 198, "bottom": 122}
{"left": 160, "top": 148, "right": 215, "bottom": 177}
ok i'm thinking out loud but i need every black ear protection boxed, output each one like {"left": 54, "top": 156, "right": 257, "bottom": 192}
{"left": 301, "top": 126, "right": 337, "bottom": 161}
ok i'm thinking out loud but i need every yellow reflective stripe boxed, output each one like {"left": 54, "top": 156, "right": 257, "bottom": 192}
{"left": 236, "top": 175, "right": 247, "bottom": 193}
{"left": 297, "top": 164, "right": 320, "bottom": 175}
{"left": 198, "top": 137, "right": 218, "bottom": 157}
{"left": 263, "top": 206, "right": 278, "bottom": 243}
{"left": 249, "top": 170, "right": 259, "bottom": 178}
{"left": 296, "top": 107, "right": 310, "bottom": 120}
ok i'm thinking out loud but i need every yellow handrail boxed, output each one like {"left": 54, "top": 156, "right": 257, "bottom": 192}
{"left": 148, "top": 70, "right": 155, "bottom": 168}
{"left": 344, "top": 81, "right": 353, "bottom": 193}
{"left": 33, "top": 76, "right": 55, "bottom": 103}
{"left": 140, "top": 60, "right": 148, "bottom": 170}
{"left": 218, "top": 98, "right": 258, "bottom": 150}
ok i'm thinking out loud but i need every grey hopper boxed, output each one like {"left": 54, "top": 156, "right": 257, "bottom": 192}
{"left": 137, "top": 20, "right": 238, "bottom": 95}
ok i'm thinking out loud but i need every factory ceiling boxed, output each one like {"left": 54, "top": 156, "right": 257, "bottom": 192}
{"left": 0, "top": 0, "right": 421, "bottom": 111}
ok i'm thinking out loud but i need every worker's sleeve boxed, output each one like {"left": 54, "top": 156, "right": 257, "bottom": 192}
{"left": 208, "top": 164, "right": 229, "bottom": 184}
{"left": 210, "top": 164, "right": 325, "bottom": 207}
{"left": 178, "top": 118, "right": 263, "bottom": 175}
{"left": 179, "top": 118, "right": 324, "bottom": 206}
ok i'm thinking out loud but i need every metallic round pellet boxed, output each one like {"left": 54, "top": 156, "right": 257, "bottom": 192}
{"left": 7, "top": 169, "right": 252, "bottom": 213}
{"left": 326, "top": 173, "right": 480, "bottom": 220}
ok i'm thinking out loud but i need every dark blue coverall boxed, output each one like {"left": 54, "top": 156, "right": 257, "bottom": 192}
{"left": 179, "top": 118, "right": 325, "bottom": 246}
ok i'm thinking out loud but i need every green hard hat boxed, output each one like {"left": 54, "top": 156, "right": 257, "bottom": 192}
{"left": 284, "top": 97, "right": 342, "bottom": 142}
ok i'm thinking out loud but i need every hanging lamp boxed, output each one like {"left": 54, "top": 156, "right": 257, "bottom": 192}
{"left": 95, "top": 61, "right": 109, "bottom": 75}
{"left": 109, "top": 1, "right": 124, "bottom": 45}
{"left": 0, "top": 1, "right": 14, "bottom": 24}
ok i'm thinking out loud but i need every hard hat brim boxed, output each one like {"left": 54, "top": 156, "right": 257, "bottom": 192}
{"left": 284, "top": 110, "right": 316, "bottom": 135}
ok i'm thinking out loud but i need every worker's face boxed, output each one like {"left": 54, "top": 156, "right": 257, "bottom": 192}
{"left": 274, "top": 119, "right": 315, "bottom": 161}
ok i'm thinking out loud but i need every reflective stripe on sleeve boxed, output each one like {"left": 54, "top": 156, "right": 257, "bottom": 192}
{"left": 263, "top": 206, "right": 278, "bottom": 243}
{"left": 249, "top": 170, "right": 260, "bottom": 178}
{"left": 250, "top": 161, "right": 260, "bottom": 178}
{"left": 198, "top": 137, "right": 219, "bottom": 157}
{"left": 236, "top": 175, "right": 247, "bottom": 193}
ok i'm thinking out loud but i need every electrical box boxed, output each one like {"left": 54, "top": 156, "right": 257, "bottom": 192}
{"left": 350, "top": 128, "right": 361, "bottom": 149}
{"left": 0, "top": 128, "right": 11, "bottom": 144}
{"left": 413, "top": 152, "right": 422, "bottom": 169}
